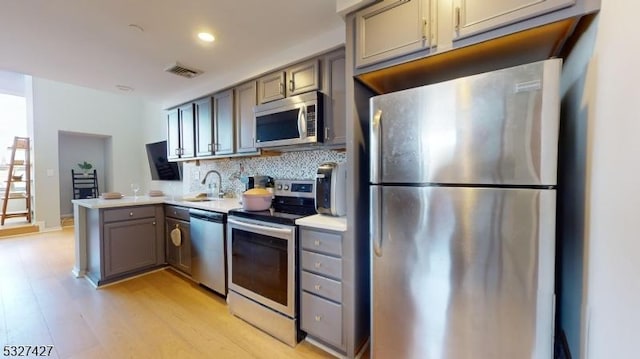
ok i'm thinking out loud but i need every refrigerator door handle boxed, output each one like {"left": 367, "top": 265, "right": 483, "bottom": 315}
{"left": 370, "top": 109, "right": 382, "bottom": 183}
{"left": 370, "top": 185, "right": 383, "bottom": 257}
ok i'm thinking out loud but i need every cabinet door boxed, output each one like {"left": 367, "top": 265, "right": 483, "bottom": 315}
{"left": 194, "top": 97, "right": 214, "bottom": 157}
{"left": 166, "top": 218, "right": 191, "bottom": 275}
{"left": 452, "top": 0, "right": 575, "bottom": 40}
{"left": 178, "top": 103, "right": 196, "bottom": 158}
{"left": 166, "top": 108, "right": 181, "bottom": 160}
{"left": 103, "top": 218, "right": 158, "bottom": 278}
{"left": 235, "top": 81, "right": 258, "bottom": 153}
{"left": 258, "top": 71, "right": 286, "bottom": 104}
{"left": 322, "top": 50, "right": 346, "bottom": 146}
{"left": 355, "top": 0, "right": 430, "bottom": 68}
{"left": 286, "top": 59, "right": 320, "bottom": 97}
{"left": 213, "top": 90, "right": 235, "bottom": 155}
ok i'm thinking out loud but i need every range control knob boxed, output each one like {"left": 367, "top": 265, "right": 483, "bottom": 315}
{"left": 284, "top": 184, "right": 290, "bottom": 191}
{"left": 277, "top": 184, "right": 283, "bottom": 190}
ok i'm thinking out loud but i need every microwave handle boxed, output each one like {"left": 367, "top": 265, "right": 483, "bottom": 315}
{"left": 298, "top": 105, "right": 307, "bottom": 138}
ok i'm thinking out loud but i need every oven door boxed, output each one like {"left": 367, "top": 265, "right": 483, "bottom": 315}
{"left": 227, "top": 217, "right": 297, "bottom": 317}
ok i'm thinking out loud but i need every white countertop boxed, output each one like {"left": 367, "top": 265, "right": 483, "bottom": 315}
{"left": 72, "top": 196, "right": 348, "bottom": 229}
{"left": 296, "top": 214, "right": 347, "bottom": 232}
{"left": 72, "top": 196, "right": 242, "bottom": 213}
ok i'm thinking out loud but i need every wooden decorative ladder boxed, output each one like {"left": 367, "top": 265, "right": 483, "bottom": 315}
{"left": 1, "top": 136, "right": 32, "bottom": 225}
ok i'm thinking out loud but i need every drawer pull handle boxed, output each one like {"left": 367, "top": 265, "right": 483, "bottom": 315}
{"left": 129, "top": 212, "right": 134, "bottom": 216}
{"left": 152, "top": 221, "right": 156, "bottom": 225}
{"left": 314, "top": 240, "right": 320, "bottom": 246}
{"left": 315, "top": 315, "right": 322, "bottom": 322}
{"left": 314, "top": 262, "right": 322, "bottom": 268}
{"left": 314, "top": 284, "right": 321, "bottom": 291}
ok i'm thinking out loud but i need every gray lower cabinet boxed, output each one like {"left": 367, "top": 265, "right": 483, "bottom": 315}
{"left": 86, "top": 205, "right": 164, "bottom": 286}
{"left": 300, "top": 227, "right": 366, "bottom": 356}
{"left": 165, "top": 205, "right": 191, "bottom": 275}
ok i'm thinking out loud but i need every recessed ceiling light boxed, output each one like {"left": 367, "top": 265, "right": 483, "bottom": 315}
{"left": 198, "top": 32, "right": 215, "bottom": 42}
{"left": 116, "top": 85, "right": 134, "bottom": 92}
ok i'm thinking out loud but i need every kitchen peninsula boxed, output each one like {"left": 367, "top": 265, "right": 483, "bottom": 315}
{"left": 71, "top": 195, "right": 241, "bottom": 286}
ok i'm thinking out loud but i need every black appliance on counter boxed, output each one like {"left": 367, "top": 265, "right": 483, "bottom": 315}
{"left": 245, "top": 175, "right": 274, "bottom": 191}
{"left": 226, "top": 179, "right": 315, "bottom": 347}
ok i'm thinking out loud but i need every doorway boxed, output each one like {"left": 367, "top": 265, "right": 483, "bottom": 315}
{"left": 57, "top": 132, "right": 111, "bottom": 222}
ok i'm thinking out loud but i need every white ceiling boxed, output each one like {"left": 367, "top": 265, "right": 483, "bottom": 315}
{"left": 0, "top": 0, "right": 345, "bottom": 108}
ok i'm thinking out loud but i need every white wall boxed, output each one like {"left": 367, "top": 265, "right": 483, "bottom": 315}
{"left": 57, "top": 132, "right": 109, "bottom": 216}
{"left": 31, "top": 78, "right": 159, "bottom": 229}
{"left": 561, "top": 1, "right": 640, "bottom": 357}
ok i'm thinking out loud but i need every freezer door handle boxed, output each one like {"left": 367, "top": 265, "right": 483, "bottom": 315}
{"left": 370, "top": 186, "right": 382, "bottom": 257}
{"left": 370, "top": 109, "right": 382, "bottom": 183}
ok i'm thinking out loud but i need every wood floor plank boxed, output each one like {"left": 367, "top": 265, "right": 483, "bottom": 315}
{"left": 0, "top": 227, "right": 350, "bottom": 359}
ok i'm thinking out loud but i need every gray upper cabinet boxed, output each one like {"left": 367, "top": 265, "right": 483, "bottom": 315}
{"left": 167, "top": 104, "right": 196, "bottom": 160}
{"left": 322, "top": 50, "right": 347, "bottom": 146}
{"left": 452, "top": 0, "right": 575, "bottom": 40}
{"left": 286, "top": 59, "right": 320, "bottom": 97}
{"left": 194, "top": 97, "right": 214, "bottom": 157}
{"left": 355, "top": 0, "right": 431, "bottom": 68}
{"left": 235, "top": 81, "right": 258, "bottom": 153}
{"left": 213, "top": 89, "right": 235, "bottom": 155}
{"left": 258, "top": 59, "right": 321, "bottom": 104}
{"left": 258, "top": 71, "right": 286, "bottom": 104}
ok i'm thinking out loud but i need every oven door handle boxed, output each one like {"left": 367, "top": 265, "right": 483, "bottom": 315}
{"left": 228, "top": 218, "right": 293, "bottom": 235}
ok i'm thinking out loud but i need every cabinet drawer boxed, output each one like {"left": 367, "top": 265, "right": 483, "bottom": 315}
{"left": 301, "top": 292, "right": 343, "bottom": 349}
{"left": 164, "top": 205, "right": 190, "bottom": 221}
{"left": 301, "top": 229, "right": 342, "bottom": 257}
{"left": 301, "top": 251, "right": 342, "bottom": 280}
{"left": 301, "top": 271, "right": 342, "bottom": 303}
{"left": 103, "top": 206, "right": 156, "bottom": 223}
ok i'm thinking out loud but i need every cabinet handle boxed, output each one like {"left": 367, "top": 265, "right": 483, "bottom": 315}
{"left": 174, "top": 148, "right": 180, "bottom": 155}
{"left": 152, "top": 221, "right": 156, "bottom": 225}
{"left": 455, "top": 7, "right": 461, "bottom": 31}
{"left": 422, "top": 17, "right": 428, "bottom": 40}
{"left": 315, "top": 315, "right": 322, "bottom": 322}
{"left": 208, "top": 143, "right": 213, "bottom": 152}
{"left": 324, "top": 127, "right": 329, "bottom": 140}
{"left": 175, "top": 224, "right": 180, "bottom": 229}
{"left": 279, "top": 82, "right": 284, "bottom": 95}
{"left": 129, "top": 212, "right": 134, "bottom": 216}
{"left": 314, "top": 284, "right": 321, "bottom": 291}
{"left": 314, "top": 240, "right": 321, "bottom": 247}
{"left": 314, "top": 261, "right": 322, "bottom": 268}
{"left": 289, "top": 79, "right": 294, "bottom": 93}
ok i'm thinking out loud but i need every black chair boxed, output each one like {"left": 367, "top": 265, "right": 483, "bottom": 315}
{"left": 72, "top": 169, "right": 99, "bottom": 199}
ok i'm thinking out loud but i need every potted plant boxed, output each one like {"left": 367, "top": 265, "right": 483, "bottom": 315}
{"left": 77, "top": 161, "right": 93, "bottom": 175}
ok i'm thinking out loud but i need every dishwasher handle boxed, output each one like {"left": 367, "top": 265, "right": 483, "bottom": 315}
{"left": 189, "top": 209, "right": 225, "bottom": 223}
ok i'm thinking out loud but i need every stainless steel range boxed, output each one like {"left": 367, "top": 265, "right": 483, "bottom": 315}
{"left": 226, "top": 179, "right": 315, "bottom": 347}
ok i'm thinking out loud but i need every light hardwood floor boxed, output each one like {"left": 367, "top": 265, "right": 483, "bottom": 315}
{"left": 0, "top": 228, "right": 340, "bottom": 358}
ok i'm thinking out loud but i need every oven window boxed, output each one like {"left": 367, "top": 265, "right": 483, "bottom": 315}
{"left": 231, "top": 228, "right": 288, "bottom": 306}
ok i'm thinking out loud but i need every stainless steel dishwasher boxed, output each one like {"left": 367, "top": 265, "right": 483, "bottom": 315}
{"left": 189, "top": 209, "right": 226, "bottom": 296}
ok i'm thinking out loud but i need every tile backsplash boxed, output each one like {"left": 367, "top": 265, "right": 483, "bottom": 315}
{"left": 182, "top": 149, "right": 346, "bottom": 197}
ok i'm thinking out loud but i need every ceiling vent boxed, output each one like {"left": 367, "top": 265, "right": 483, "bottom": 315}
{"left": 164, "top": 62, "right": 203, "bottom": 79}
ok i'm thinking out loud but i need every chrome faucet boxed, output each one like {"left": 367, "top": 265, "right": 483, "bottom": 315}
{"left": 201, "top": 170, "right": 224, "bottom": 198}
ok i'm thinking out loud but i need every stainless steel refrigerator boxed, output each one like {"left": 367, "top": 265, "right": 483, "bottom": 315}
{"left": 369, "top": 59, "right": 561, "bottom": 359}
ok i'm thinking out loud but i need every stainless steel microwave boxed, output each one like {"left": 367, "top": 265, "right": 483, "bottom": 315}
{"left": 254, "top": 91, "right": 324, "bottom": 148}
